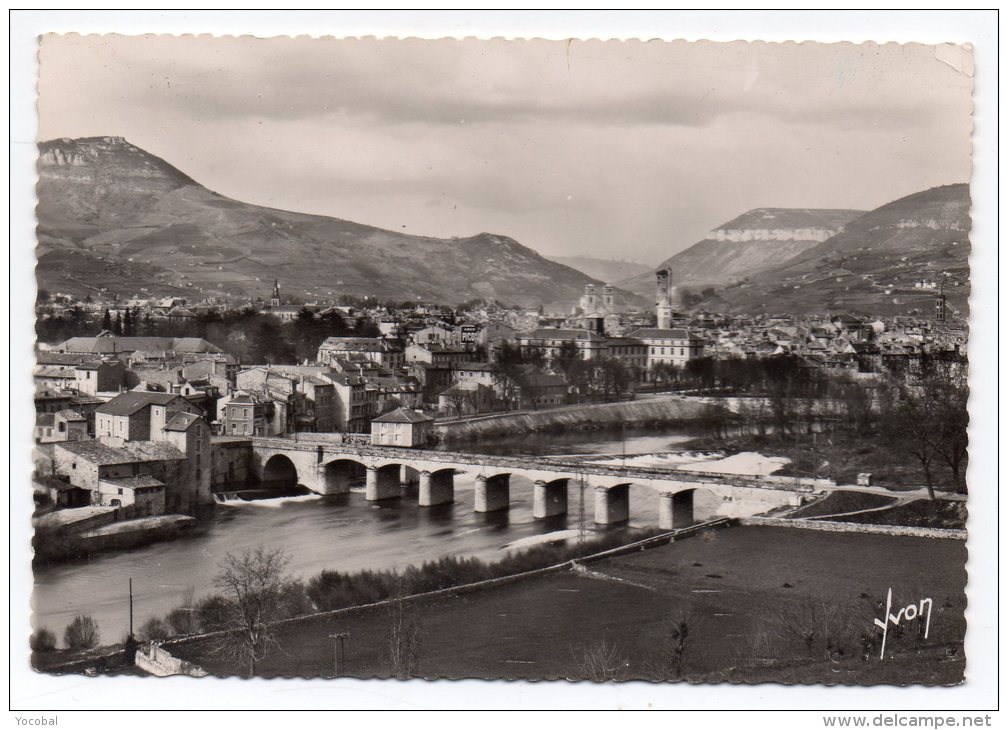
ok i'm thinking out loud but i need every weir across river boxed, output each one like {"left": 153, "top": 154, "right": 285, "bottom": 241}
{"left": 249, "top": 435, "right": 831, "bottom": 528}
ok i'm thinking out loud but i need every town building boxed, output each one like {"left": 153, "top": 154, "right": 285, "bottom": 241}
{"left": 515, "top": 328, "right": 610, "bottom": 361}
{"left": 317, "top": 336, "right": 404, "bottom": 371}
{"left": 53, "top": 439, "right": 188, "bottom": 515}
{"left": 626, "top": 328, "right": 706, "bottom": 370}
{"left": 94, "top": 391, "right": 202, "bottom": 442}
{"left": 370, "top": 408, "right": 434, "bottom": 447}
{"left": 405, "top": 344, "right": 472, "bottom": 368}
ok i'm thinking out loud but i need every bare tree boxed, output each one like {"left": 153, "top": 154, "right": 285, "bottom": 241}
{"left": 643, "top": 609, "right": 703, "bottom": 680}
{"left": 768, "top": 598, "right": 859, "bottom": 662}
{"left": 880, "top": 366, "right": 969, "bottom": 500}
{"left": 571, "top": 638, "right": 624, "bottom": 682}
{"left": 387, "top": 598, "right": 423, "bottom": 679}
{"left": 213, "top": 545, "right": 293, "bottom": 677}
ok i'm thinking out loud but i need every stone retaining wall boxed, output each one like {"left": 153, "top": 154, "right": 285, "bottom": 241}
{"left": 433, "top": 396, "right": 713, "bottom": 441}
{"left": 739, "top": 516, "right": 966, "bottom": 540}
{"left": 134, "top": 642, "right": 208, "bottom": 677}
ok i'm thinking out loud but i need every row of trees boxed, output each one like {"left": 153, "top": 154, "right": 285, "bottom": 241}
{"left": 696, "top": 359, "right": 968, "bottom": 496}
{"left": 491, "top": 341, "right": 636, "bottom": 407}
{"left": 37, "top": 306, "right": 382, "bottom": 365}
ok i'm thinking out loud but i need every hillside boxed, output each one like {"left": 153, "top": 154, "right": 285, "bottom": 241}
{"left": 620, "top": 208, "right": 864, "bottom": 295}
{"left": 712, "top": 185, "right": 971, "bottom": 317}
{"left": 547, "top": 256, "right": 652, "bottom": 284}
{"left": 36, "top": 137, "right": 641, "bottom": 307}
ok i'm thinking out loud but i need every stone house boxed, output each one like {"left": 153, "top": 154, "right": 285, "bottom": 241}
{"left": 95, "top": 391, "right": 202, "bottom": 441}
{"left": 74, "top": 358, "right": 126, "bottom": 396}
{"left": 35, "top": 409, "right": 88, "bottom": 444}
{"left": 53, "top": 439, "right": 187, "bottom": 513}
{"left": 370, "top": 408, "right": 434, "bottom": 447}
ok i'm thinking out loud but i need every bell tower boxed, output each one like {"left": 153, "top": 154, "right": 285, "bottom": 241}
{"left": 656, "top": 269, "right": 675, "bottom": 329}
{"left": 271, "top": 279, "right": 281, "bottom": 308}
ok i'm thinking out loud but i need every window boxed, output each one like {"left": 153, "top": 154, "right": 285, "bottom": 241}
{"left": 117, "top": 488, "right": 123, "bottom": 495}
{"left": 196, "top": 467, "right": 202, "bottom": 480}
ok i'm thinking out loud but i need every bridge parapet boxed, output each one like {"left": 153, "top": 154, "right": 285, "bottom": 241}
{"left": 251, "top": 436, "right": 829, "bottom": 494}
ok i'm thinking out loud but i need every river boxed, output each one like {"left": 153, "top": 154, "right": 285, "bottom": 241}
{"left": 33, "top": 426, "right": 723, "bottom": 641}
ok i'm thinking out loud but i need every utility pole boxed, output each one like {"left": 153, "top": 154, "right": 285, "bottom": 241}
{"left": 329, "top": 632, "right": 349, "bottom": 677}
{"left": 621, "top": 421, "right": 627, "bottom": 467}
{"left": 129, "top": 577, "right": 134, "bottom": 637}
{"left": 577, "top": 473, "right": 587, "bottom": 546}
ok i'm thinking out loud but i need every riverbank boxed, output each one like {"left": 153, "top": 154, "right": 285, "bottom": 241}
{"left": 163, "top": 524, "right": 966, "bottom": 683}
{"left": 681, "top": 430, "right": 963, "bottom": 493}
{"left": 436, "top": 395, "right": 716, "bottom": 442}
{"left": 32, "top": 511, "right": 200, "bottom": 565}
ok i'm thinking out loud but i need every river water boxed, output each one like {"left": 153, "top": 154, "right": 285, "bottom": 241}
{"left": 33, "top": 426, "right": 722, "bottom": 641}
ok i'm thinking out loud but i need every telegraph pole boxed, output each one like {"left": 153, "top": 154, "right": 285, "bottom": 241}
{"left": 577, "top": 472, "right": 587, "bottom": 546}
{"left": 329, "top": 632, "right": 349, "bottom": 677}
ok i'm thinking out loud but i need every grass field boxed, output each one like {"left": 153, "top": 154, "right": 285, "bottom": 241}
{"left": 787, "top": 491, "right": 897, "bottom": 518}
{"left": 832, "top": 500, "right": 967, "bottom": 530}
{"left": 170, "top": 526, "right": 966, "bottom": 685}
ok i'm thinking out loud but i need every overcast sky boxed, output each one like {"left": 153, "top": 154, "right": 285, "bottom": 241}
{"left": 37, "top": 35, "right": 973, "bottom": 265}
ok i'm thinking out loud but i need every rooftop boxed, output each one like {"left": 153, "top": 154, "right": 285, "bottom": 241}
{"left": 163, "top": 411, "right": 201, "bottom": 432}
{"left": 98, "top": 475, "right": 165, "bottom": 490}
{"left": 56, "top": 439, "right": 185, "bottom": 466}
{"left": 372, "top": 407, "right": 435, "bottom": 425}
{"left": 96, "top": 390, "right": 183, "bottom": 416}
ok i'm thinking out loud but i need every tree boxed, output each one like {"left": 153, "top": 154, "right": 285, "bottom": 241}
{"left": 213, "top": 546, "right": 294, "bottom": 677}
{"left": 101, "top": 309, "right": 112, "bottom": 331}
{"left": 882, "top": 361, "right": 969, "bottom": 497}
{"left": 643, "top": 610, "right": 701, "bottom": 680}
{"left": 64, "top": 615, "right": 100, "bottom": 650}
{"left": 112, "top": 311, "right": 123, "bottom": 336}
{"left": 553, "top": 340, "right": 580, "bottom": 376}
{"left": 30, "top": 627, "right": 57, "bottom": 653}
{"left": 387, "top": 598, "right": 423, "bottom": 679}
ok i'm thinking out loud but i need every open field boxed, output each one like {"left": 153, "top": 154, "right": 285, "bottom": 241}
{"left": 169, "top": 525, "right": 966, "bottom": 684}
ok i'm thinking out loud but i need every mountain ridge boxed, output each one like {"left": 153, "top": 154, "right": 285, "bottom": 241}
{"left": 710, "top": 184, "right": 971, "bottom": 317}
{"left": 620, "top": 206, "right": 866, "bottom": 295}
{"left": 36, "top": 136, "right": 644, "bottom": 308}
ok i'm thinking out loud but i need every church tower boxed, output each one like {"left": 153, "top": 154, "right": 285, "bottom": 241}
{"left": 656, "top": 269, "right": 675, "bottom": 329}
{"left": 271, "top": 279, "right": 281, "bottom": 308}
{"left": 602, "top": 285, "right": 615, "bottom": 310}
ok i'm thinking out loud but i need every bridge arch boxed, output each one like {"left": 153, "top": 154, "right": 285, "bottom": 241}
{"left": 475, "top": 472, "right": 511, "bottom": 513}
{"left": 366, "top": 462, "right": 404, "bottom": 501}
{"left": 262, "top": 454, "right": 298, "bottom": 490}
{"left": 594, "top": 482, "right": 632, "bottom": 525}
{"left": 657, "top": 486, "right": 722, "bottom": 529}
{"left": 323, "top": 458, "right": 367, "bottom": 495}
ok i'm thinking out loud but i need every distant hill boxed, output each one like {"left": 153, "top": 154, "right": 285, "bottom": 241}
{"left": 712, "top": 185, "right": 971, "bottom": 317}
{"left": 547, "top": 256, "right": 652, "bottom": 284}
{"left": 36, "top": 136, "right": 644, "bottom": 308}
{"left": 621, "top": 208, "right": 865, "bottom": 296}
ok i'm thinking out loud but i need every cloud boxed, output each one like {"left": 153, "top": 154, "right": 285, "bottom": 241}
{"left": 37, "top": 34, "right": 973, "bottom": 264}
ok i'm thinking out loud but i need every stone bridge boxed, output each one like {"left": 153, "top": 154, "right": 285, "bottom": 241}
{"left": 250, "top": 435, "right": 830, "bottom": 529}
